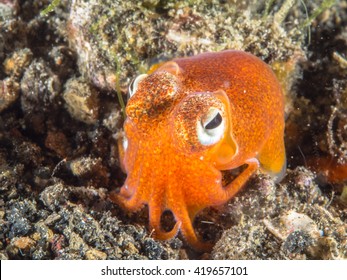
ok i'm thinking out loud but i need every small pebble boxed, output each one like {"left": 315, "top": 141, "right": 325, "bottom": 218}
{"left": 13, "top": 236, "right": 36, "bottom": 251}
{"left": 85, "top": 248, "right": 107, "bottom": 260}
{"left": 0, "top": 78, "right": 19, "bottom": 113}
{"left": 63, "top": 78, "right": 100, "bottom": 124}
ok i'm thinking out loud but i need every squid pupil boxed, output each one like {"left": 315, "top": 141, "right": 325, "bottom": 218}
{"left": 205, "top": 112, "right": 222, "bottom": 130}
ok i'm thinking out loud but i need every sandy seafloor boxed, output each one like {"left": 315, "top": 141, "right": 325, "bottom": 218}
{"left": 0, "top": 0, "right": 346, "bottom": 260}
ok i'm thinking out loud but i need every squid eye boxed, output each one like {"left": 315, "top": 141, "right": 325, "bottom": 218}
{"left": 197, "top": 108, "right": 225, "bottom": 146}
{"left": 128, "top": 74, "right": 148, "bottom": 98}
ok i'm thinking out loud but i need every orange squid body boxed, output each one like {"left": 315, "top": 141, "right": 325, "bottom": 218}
{"left": 116, "top": 50, "right": 286, "bottom": 251}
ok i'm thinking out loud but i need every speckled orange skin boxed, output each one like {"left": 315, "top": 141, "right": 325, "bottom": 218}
{"left": 115, "top": 50, "right": 286, "bottom": 251}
